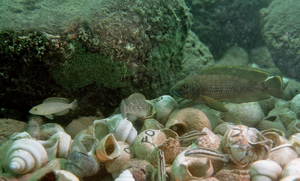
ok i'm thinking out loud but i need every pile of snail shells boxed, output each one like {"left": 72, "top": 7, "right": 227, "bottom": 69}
{"left": 2, "top": 93, "right": 300, "bottom": 181}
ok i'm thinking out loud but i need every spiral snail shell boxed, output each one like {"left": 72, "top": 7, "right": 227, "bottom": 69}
{"left": 93, "top": 114, "right": 137, "bottom": 145}
{"left": 37, "top": 131, "right": 72, "bottom": 161}
{"left": 65, "top": 128, "right": 101, "bottom": 178}
{"left": 4, "top": 138, "right": 48, "bottom": 174}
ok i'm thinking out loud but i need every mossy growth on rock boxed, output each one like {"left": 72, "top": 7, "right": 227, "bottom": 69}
{"left": 0, "top": 31, "right": 47, "bottom": 61}
{"left": 51, "top": 41, "right": 133, "bottom": 91}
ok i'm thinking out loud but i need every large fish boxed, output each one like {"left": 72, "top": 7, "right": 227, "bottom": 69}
{"left": 170, "top": 66, "right": 283, "bottom": 112}
{"left": 29, "top": 97, "right": 78, "bottom": 120}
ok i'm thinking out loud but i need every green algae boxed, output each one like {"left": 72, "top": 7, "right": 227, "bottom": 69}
{"left": 51, "top": 42, "right": 132, "bottom": 91}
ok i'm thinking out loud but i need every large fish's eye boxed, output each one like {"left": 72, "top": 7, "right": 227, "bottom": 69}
{"left": 182, "top": 84, "right": 188, "bottom": 90}
{"left": 34, "top": 108, "right": 38, "bottom": 111}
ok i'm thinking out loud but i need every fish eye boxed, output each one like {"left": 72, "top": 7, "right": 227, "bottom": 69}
{"left": 182, "top": 84, "right": 188, "bottom": 89}
{"left": 34, "top": 108, "right": 37, "bottom": 111}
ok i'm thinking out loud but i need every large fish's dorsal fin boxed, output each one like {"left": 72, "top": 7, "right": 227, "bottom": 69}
{"left": 199, "top": 66, "right": 269, "bottom": 83}
{"left": 42, "top": 97, "right": 70, "bottom": 104}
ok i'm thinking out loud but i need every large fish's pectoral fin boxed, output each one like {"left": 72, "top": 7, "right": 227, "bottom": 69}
{"left": 200, "top": 95, "right": 228, "bottom": 112}
{"left": 45, "top": 114, "right": 54, "bottom": 120}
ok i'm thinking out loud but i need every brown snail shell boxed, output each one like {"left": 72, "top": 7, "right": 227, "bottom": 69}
{"left": 222, "top": 125, "right": 273, "bottom": 167}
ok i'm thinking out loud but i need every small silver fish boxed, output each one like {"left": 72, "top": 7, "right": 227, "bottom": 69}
{"left": 185, "top": 147, "right": 229, "bottom": 162}
{"left": 120, "top": 93, "right": 152, "bottom": 121}
{"left": 29, "top": 97, "right": 78, "bottom": 120}
{"left": 157, "top": 149, "right": 166, "bottom": 181}
{"left": 179, "top": 130, "right": 207, "bottom": 143}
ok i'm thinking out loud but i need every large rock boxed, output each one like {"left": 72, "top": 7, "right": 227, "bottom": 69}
{"left": 0, "top": 119, "right": 27, "bottom": 144}
{"left": 186, "top": 0, "right": 271, "bottom": 59}
{"left": 0, "top": 0, "right": 191, "bottom": 118}
{"left": 260, "top": 0, "right": 300, "bottom": 82}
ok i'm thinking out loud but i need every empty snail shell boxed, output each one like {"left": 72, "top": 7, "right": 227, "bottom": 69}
{"left": 222, "top": 125, "right": 273, "bottom": 167}
{"left": 105, "top": 141, "right": 134, "bottom": 173}
{"left": 37, "top": 131, "right": 72, "bottom": 161}
{"left": 65, "top": 151, "right": 101, "bottom": 178}
{"left": 153, "top": 95, "right": 178, "bottom": 125}
{"left": 96, "top": 134, "right": 121, "bottom": 163}
{"left": 115, "top": 169, "right": 135, "bottom": 181}
{"left": 249, "top": 160, "right": 282, "bottom": 181}
{"left": 66, "top": 128, "right": 101, "bottom": 178}
{"left": 114, "top": 118, "right": 137, "bottom": 145}
{"left": 165, "top": 108, "right": 211, "bottom": 136}
{"left": 4, "top": 138, "right": 48, "bottom": 174}
{"left": 93, "top": 115, "right": 137, "bottom": 145}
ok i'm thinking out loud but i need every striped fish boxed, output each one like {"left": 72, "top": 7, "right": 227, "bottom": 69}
{"left": 185, "top": 147, "right": 229, "bottom": 162}
{"left": 179, "top": 130, "right": 206, "bottom": 143}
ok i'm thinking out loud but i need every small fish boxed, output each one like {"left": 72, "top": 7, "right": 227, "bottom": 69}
{"left": 120, "top": 93, "right": 152, "bottom": 120}
{"left": 179, "top": 130, "right": 206, "bottom": 143}
{"left": 29, "top": 97, "right": 78, "bottom": 120}
{"left": 185, "top": 147, "right": 229, "bottom": 162}
{"left": 170, "top": 66, "right": 283, "bottom": 112}
{"left": 157, "top": 149, "right": 166, "bottom": 181}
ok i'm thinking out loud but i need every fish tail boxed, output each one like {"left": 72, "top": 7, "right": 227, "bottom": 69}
{"left": 265, "top": 75, "right": 284, "bottom": 99}
{"left": 70, "top": 99, "right": 78, "bottom": 110}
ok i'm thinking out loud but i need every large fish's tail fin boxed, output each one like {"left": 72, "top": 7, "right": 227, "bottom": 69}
{"left": 265, "top": 76, "right": 284, "bottom": 99}
{"left": 70, "top": 99, "right": 78, "bottom": 110}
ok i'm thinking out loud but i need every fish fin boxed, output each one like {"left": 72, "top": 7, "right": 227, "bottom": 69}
{"left": 265, "top": 75, "right": 284, "bottom": 99}
{"left": 45, "top": 114, "right": 54, "bottom": 120}
{"left": 43, "top": 97, "right": 69, "bottom": 104}
{"left": 54, "top": 109, "right": 69, "bottom": 116}
{"left": 219, "top": 113, "right": 242, "bottom": 125}
{"left": 199, "top": 66, "right": 269, "bottom": 83}
{"left": 200, "top": 95, "right": 228, "bottom": 112}
{"left": 120, "top": 100, "right": 127, "bottom": 119}
{"left": 228, "top": 93, "right": 271, "bottom": 103}
{"left": 70, "top": 99, "right": 78, "bottom": 111}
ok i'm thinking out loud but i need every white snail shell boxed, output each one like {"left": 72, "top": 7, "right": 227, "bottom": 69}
{"left": 93, "top": 115, "right": 137, "bottom": 145}
{"left": 115, "top": 169, "right": 135, "bottom": 181}
{"left": 249, "top": 160, "right": 282, "bottom": 181}
{"left": 114, "top": 118, "right": 137, "bottom": 145}
{"left": 5, "top": 138, "right": 48, "bottom": 174}
{"left": 153, "top": 95, "right": 178, "bottom": 125}
{"left": 37, "top": 131, "right": 72, "bottom": 161}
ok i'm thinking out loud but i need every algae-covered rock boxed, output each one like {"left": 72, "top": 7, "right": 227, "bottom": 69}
{"left": 260, "top": 0, "right": 300, "bottom": 82}
{"left": 0, "top": 0, "right": 191, "bottom": 117}
{"left": 186, "top": 0, "right": 271, "bottom": 59}
{"left": 215, "top": 46, "right": 249, "bottom": 67}
{"left": 181, "top": 30, "right": 214, "bottom": 76}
